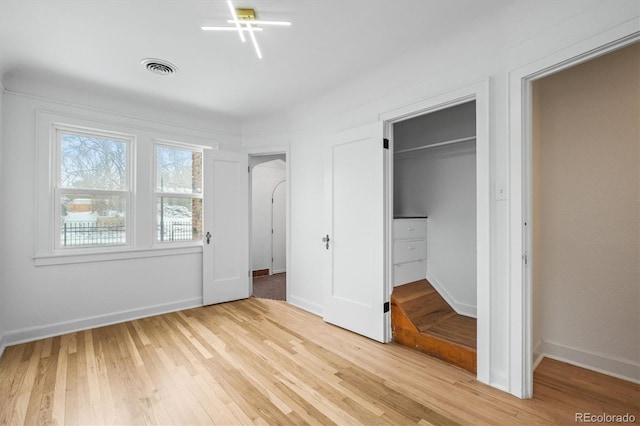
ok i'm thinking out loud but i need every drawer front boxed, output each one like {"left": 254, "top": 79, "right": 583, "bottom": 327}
{"left": 393, "top": 240, "right": 427, "bottom": 264}
{"left": 393, "top": 260, "right": 426, "bottom": 286}
{"left": 393, "top": 219, "right": 426, "bottom": 240}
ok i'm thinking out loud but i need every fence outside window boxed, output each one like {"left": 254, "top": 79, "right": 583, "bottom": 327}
{"left": 61, "top": 220, "right": 194, "bottom": 246}
{"left": 158, "top": 219, "right": 194, "bottom": 242}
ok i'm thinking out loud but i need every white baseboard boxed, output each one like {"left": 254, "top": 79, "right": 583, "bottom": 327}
{"left": 0, "top": 334, "right": 5, "bottom": 360}
{"left": 426, "top": 272, "right": 477, "bottom": 318}
{"left": 1, "top": 297, "right": 203, "bottom": 349}
{"left": 532, "top": 340, "right": 545, "bottom": 371}
{"left": 288, "top": 295, "right": 322, "bottom": 317}
{"left": 535, "top": 339, "right": 640, "bottom": 384}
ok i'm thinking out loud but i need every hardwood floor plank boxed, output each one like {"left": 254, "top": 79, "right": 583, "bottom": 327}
{"left": 34, "top": 337, "right": 61, "bottom": 426}
{"left": 130, "top": 319, "right": 151, "bottom": 346}
{"left": 0, "top": 345, "right": 27, "bottom": 425}
{"left": 51, "top": 336, "right": 67, "bottom": 426}
{"left": 63, "top": 348, "right": 78, "bottom": 426}
{"left": 83, "top": 330, "right": 106, "bottom": 426}
{"left": 1, "top": 298, "right": 639, "bottom": 425}
{"left": 11, "top": 340, "right": 43, "bottom": 425}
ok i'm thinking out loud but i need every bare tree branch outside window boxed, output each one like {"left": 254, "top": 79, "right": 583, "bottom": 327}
{"left": 61, "top": 134, "right": 127, "bottom": 191}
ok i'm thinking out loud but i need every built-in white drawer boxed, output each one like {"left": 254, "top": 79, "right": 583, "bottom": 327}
{"left": 393, "top": 259, "right": 426, "bottom": 286}
{"left": 393, "top": 240, "right": 427, "bottom": 264}
{"left": 393, "top": 219, "right": 426, "bottom": 240}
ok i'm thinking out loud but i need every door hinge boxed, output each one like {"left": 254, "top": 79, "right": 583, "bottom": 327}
{"left": 383, "top": 138, "right": 389, "bottom": 149}
{"left": 523, "top": 253, "right": 528, "bottom": 266}
{"left": 383, "top": 302, "right": 390, "bottom": 313}
{"left": 248, "top": 166, "right": 250, "bottom": 173}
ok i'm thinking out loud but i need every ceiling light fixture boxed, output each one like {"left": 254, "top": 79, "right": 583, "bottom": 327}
{"left": 201, "top": 0, "right": 291, "bottom": 59}
{"left": 200, "top": 26, "right": 263, "bottom": 32}
{"left": 226, "top": 19, "right": 291, "bottom": 26}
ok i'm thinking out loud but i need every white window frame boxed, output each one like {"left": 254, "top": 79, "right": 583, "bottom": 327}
{"left": 152, "top": 140, "right": 204, "bottom": 246}
{"left": 34, "top": 110, "right": 213, "bottom": 266}
{"left": 52, "top": 124, "right": 135, "bottom": 252}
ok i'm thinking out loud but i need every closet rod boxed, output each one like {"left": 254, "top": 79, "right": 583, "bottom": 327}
{"left": 394, "top": 136, "right": 476, "bottom": 154}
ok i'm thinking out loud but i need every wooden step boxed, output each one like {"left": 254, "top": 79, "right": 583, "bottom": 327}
{"left": 391, "top": 279, "right": 477, "bottom": 374}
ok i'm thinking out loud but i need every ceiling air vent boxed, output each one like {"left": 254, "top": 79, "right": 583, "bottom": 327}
{"left": 141, "top": 58, "right": 178, "bottom": 76}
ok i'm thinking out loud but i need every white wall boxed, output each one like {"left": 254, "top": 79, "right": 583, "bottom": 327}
{"left": 394, "top": 102, "right": 477, "bottom": 315}
{"left": 0, "top": 86, "right": 242, "bottom": 350}
{"left": 241, "top": 1, "right": 640, "bottom": 396}
{"left": 251, "top": 160, "right": 286, "bottom": 273}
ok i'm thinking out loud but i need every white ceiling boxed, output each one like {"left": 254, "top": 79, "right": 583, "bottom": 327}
{"left": 0, "top": 0, "right": 513, "bottom": 120}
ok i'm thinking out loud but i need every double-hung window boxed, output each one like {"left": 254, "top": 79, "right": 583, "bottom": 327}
{"left": 154, "top": 142, "right": 203, "bottom": 243}
{"left": 54, "top": 126, "right": 133, "bottom": 250}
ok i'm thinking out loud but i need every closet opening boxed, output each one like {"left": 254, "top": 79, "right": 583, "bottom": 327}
{"left": 390, "top": 100, "right": 478, "bottom": 374}
{"left": 529, "top": 42, "right": 639, "bottom": 386}
{"left": 249, "top": 154, "right": 287, "bottom": 301}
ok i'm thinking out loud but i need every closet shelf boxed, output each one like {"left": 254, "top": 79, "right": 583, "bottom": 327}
{"left": 394, "top": 136, "right": 475, "bottom": 154}
{"left": 394, "top": 216, "right": 428, "bottom": 219}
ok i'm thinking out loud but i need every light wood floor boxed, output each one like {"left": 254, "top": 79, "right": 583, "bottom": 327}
{"left": 1, "top": 298, "right": 638, "bottom": 425}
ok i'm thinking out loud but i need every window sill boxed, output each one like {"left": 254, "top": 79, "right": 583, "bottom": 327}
{"left": 34, "top": 245, "right": 203, "bottom": 266}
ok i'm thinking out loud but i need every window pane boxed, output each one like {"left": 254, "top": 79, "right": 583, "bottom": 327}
{"left": 60, "top": 194, "right": 126, "bottom": 247}
{"left": 60, "top": 133, "right": 127, "bottom": 190}
{"left": 157, "top": 197, "right": 202, "bottom": 242}
{"left": 156, "top": 146, "right": 202, "bottom": 194}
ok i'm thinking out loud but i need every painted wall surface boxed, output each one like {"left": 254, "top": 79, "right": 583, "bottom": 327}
{"left": 0, "top": 88, "right": 242, "bottom": 348}
{"left": 241, "top": 1, "right": 640, "bottom": 394}
{"left": 251, "top": 160, "right": 286, "bottom": 273}
{"left": 532, "top": 43, "right": 640, "bottom": 376}
{"left": 394, "top": 103, "right": 477, "bottom": 315}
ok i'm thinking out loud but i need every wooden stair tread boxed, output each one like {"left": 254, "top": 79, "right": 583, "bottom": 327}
{"left": 415, "top": 311, "right": 457, "bottom": 333}
{"left": 391, "top": 280, "right": 436, "bottom": 303}
{"left": 391, "top": 279, "right": 477, "bottom": 374}
{"left": 403, "top": 296, "right": 454, "bottom": 326}
{"left": 426, "top": 314, "right": 477, "bottom": 350}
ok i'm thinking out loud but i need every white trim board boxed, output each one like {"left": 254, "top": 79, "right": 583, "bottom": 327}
{"left": 426, "top": 273, "right": 477, "bottom": 318}
{"left": 533, "top": 340, "right": 640, "bottom": 385}
{"left": 0, "top": 335, "right": 5, "bottom": 360}
{"left": 288, "top": 295, "right": 323, "bottom": 318}
{"left": 1, "top": 297, "right": 202, "bottom": 349}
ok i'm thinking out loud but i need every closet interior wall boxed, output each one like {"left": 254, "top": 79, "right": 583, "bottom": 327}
{"left": 393, "top": 101, "right": 478, "bottom": 314}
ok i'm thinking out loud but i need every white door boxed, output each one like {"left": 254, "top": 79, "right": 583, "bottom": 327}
{"left": 324, "top": 122, "right": 388, "bottom": 342}
{"left": 271, "top": 180, "right": 286, "bottom": 274}
{"left": 203, "top": 150, "right": 250, "bottom": 305}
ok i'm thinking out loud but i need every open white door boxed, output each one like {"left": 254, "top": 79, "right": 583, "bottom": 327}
{"left": 324, "top": 122, "right": 388, "bottom": 342}
{"left": 203, "top": 150, "right": 250, "bottom": 305}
